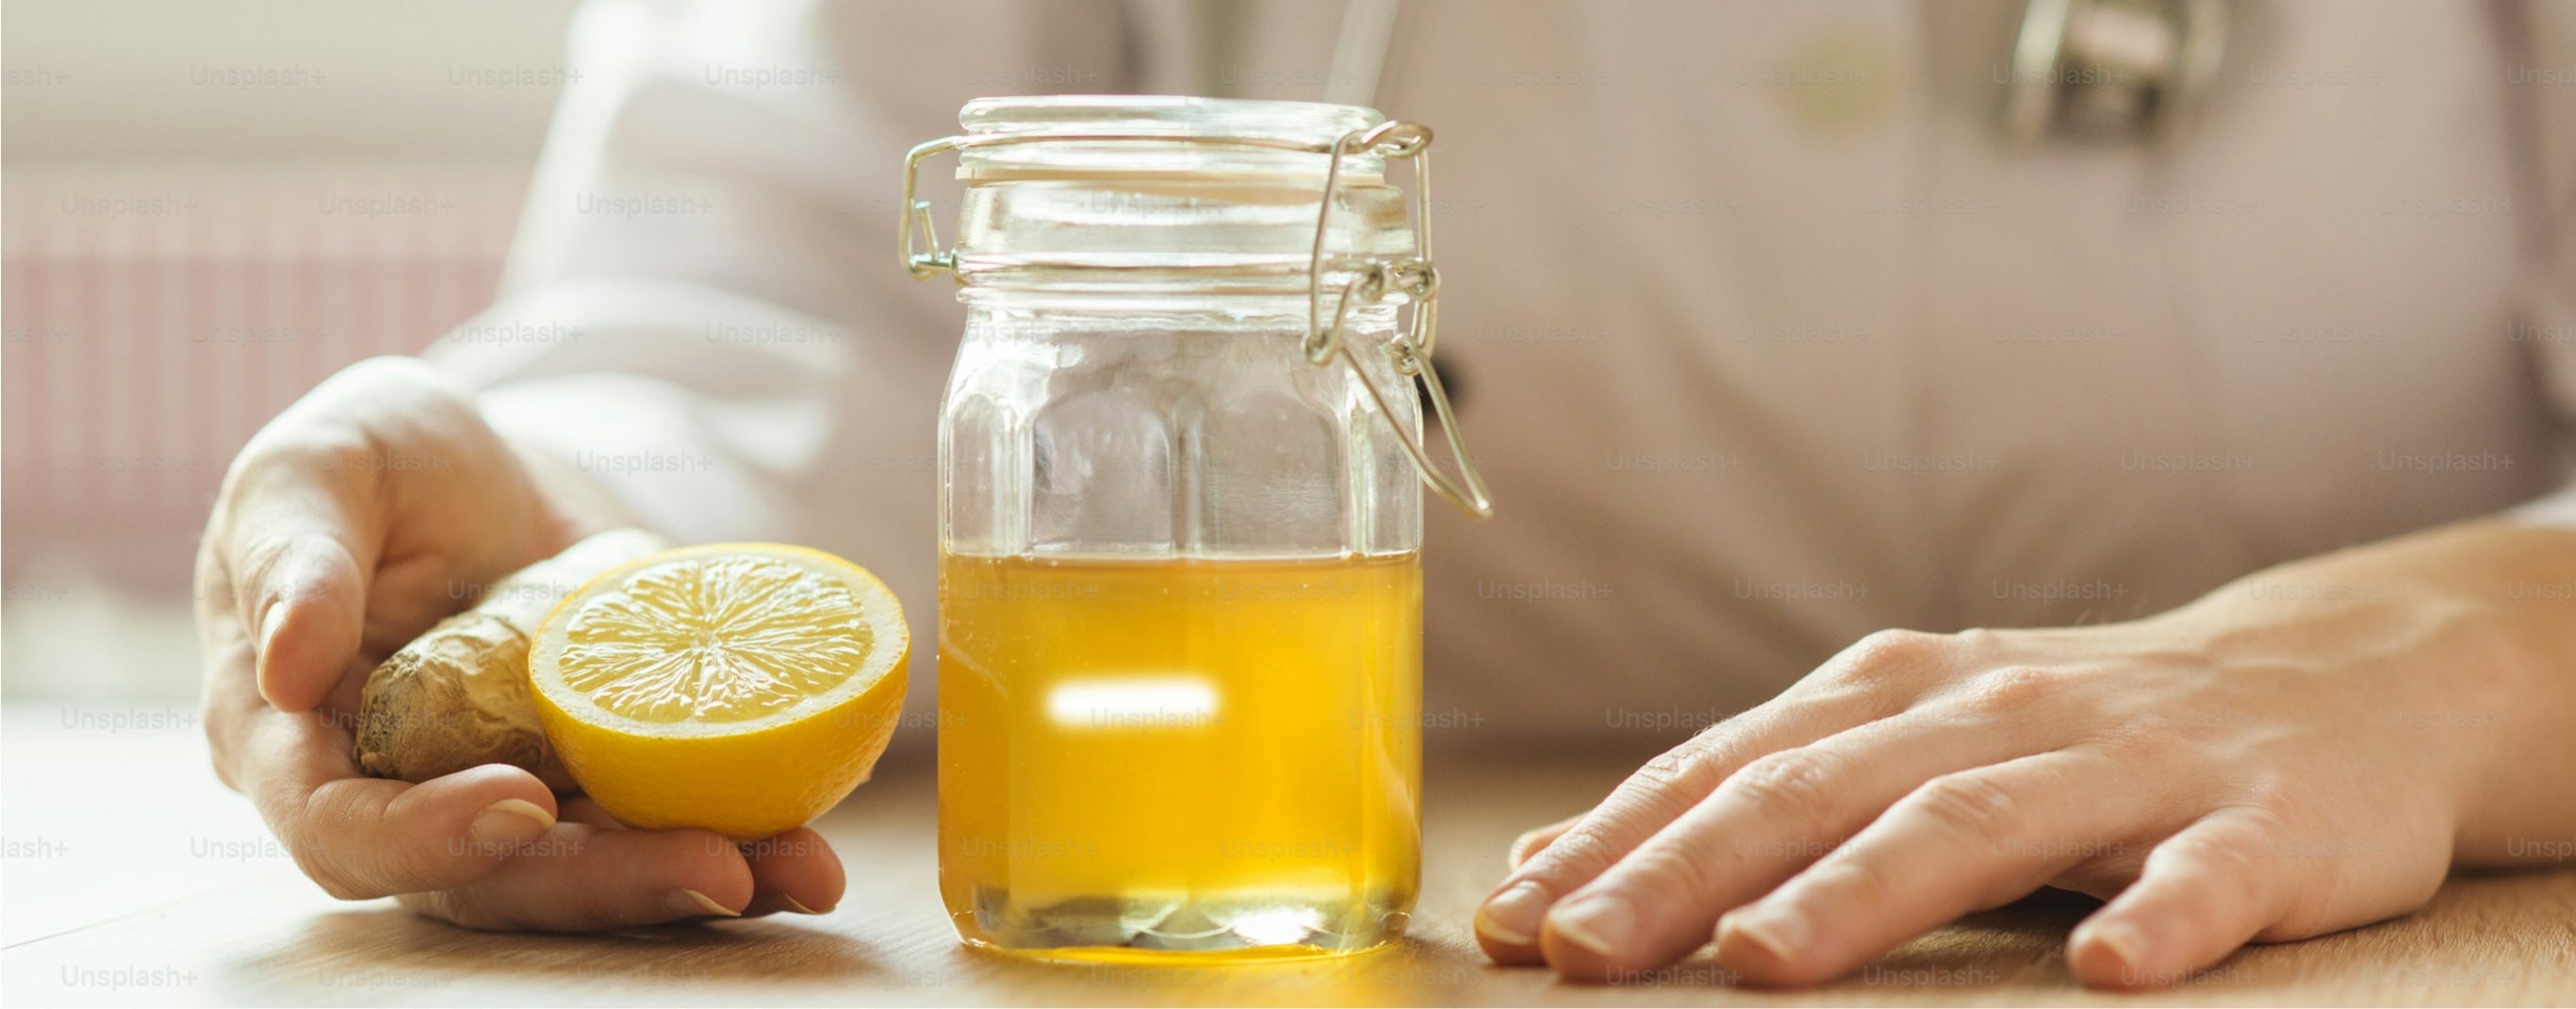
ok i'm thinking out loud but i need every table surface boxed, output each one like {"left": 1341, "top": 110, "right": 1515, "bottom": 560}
{"left": 5, "top": 703, "right": 2571, "bottom": 1007}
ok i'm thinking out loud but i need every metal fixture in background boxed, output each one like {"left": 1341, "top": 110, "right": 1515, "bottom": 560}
{"left": 1997, "top": 0, "right": 2230, "bottom": 143}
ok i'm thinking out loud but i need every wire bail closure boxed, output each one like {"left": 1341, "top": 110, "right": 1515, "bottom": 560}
{"left": 897, "top": 120, "right": 1494, "bottom": 520}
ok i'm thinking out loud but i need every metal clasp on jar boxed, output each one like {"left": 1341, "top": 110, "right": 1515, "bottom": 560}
{"left": 897, "top": 118, "right": 1493, "bottom": 520}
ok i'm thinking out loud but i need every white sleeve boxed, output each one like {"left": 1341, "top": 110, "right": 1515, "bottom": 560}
{"left": 424, "top": 0, "right": 1139, "bottom": 546}
{"left": 2508, "top": 0, "right": 2576, "bottom": 530}
{"left": 2510, "top": 281, "right": 2576, "bottom": 528}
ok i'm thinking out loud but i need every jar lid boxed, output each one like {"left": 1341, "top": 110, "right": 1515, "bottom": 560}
{"left": 926, "top": 95, "right": 1416, "bottom": 287}
{"left": 956, "top": 95, "right": 1388, "bottom": 182}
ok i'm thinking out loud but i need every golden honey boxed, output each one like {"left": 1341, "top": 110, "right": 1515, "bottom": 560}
{"left": 937, "top": 552, "right": 1422, "bottom": 960}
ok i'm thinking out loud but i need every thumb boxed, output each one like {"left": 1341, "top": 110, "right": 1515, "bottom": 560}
{"left": 221, "top": 452, "right": 377, "bottom": 712}
{"left": 244, "top": 535, "right": 369, "bottom": 711}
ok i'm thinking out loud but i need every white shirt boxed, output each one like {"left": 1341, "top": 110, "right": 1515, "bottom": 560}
{"left": 432, "top": 0, "right": 2576, "bottom": 745}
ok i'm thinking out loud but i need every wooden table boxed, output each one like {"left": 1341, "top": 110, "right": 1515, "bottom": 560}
{"left": 5, "top": 703, "right": 2570, "bottom": 1006}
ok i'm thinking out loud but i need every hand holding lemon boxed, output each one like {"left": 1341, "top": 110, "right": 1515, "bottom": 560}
{"left": 194, "top": 359, "right": 885, "bottom": 930}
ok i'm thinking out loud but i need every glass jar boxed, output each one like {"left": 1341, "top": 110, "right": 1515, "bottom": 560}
{"left": 900, "top": 95, "right": 1488, "bottom": 961}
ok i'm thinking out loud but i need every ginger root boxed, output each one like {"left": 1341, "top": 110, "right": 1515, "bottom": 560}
{"left": 354, "top": 528, "right": 672, "bottom": 786}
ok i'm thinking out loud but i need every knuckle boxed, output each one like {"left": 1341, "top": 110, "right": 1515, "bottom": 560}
{"left": 228, "top": 531, "right": 359, "bottom": 614}
{"left": 1805, "top": 850, "right": 1901, "bottom": 908}
{"left": 1518, "top": 818, "right": 1621, "bottom": 879}
{"left": 2235, "top": 777, "right": 2307, "bottom": 824}
{"left": 227, "top": 532, "right": 295, "bottom": 588}
{"left": 1814, "top": 629, "right": 1944, "bottom": 692}
{"left": 1602, "top": 734, "right": 1734, "bottom": 823}
{"left": 1507, "top": 816, "right": 1580, "bottom": 868}
{"left": 298, "top": 356, "right": 442, "bottom": 417}
{"left": 2150, "top": 828, "right": 2280, "bottom": 937}
{"left": 1955, "top": 665, "right": 2067, "bottom": 716}
{"left": 1948, "top": 626, "right": 2004, "bottom": 653}
{"left": 1628, "top": 748, "right": 1697, "bottom": 792}
{"left": 1724, "top": 748, "right": 1849, "bottom": 828}
{"left": 1628, "top": 736, "right": 1721, "bottom": 796}
{"left": 227, "top": 407, "right": 354, "bottom": 478}
{"left": 318, "top": 356, "right": 473, "bottom": 421}
{"left": 1507, "top": 832, "right": 1548, "bottom": 867}
{"left": 243, "top": 429, "right": 372, "bottom": 488}
{"left": 230, "top": 362, "right": 454, "bottom": 489}
{"left": 1854, "top": 628, "right": 1942, "bottom": 665}
{"left": 225, "top": 536, "right": 327, "bottom": 616}
{"left": 2158, "top": 825, "right": 2271, "bottom": 882}
{"left": 1907, "top": 771, "right": 2025, "bottom": 840}
{"left": 1620, "top": 843, "right": 1723, "bottom": 903}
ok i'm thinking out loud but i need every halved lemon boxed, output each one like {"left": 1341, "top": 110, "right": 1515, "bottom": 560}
{"left": 529, "top": 543, "right": 909, "bottom": 841}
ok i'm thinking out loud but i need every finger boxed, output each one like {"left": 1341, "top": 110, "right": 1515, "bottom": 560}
{"left": 208, "top": 665, "right": 559, "bottom": 899}
{"left": 275, "top": 759, "right": 561, "bottom": 900}
{"left": 1715, "top": 747, "right": 2194, "bottom": 985}
{"left": 558, "top": 797, "right": 632, "bottom": 829}
{"left": 551, "top": 802, "right": 838, "bottom": 918}
{"left": 1539, "top": 695, "right": 2077, "bottom": 981}
{"left": 739, "top": 828, "right": 845, "bottom": 916}
{"left": 1473, "top": 631, "right": 1951, "bottom": 964}
{"left": 1473, "top": 698, "right": 1863, "bottom": 961}
{"left": 1508, "top": 815, "right": 1583, "bottom": 870}
{"left": 214, "top": 439, "right": 380, "bottom": 712}
{"left": 400, "top": 824, "right": 759, "bottom": 931}
{"left": 2066, "top": 807, "right": 2299, "bottom": 989}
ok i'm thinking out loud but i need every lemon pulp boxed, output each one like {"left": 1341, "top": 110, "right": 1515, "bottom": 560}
{"left": 531, "top": 543, "right": 909, "bottom": 840}
{"left": 558, "top": 554, "right": 878, "bottom": 722}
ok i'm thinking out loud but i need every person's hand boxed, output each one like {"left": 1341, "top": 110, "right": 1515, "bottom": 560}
{"left": 195, "top": 356, "right": 845, "bottom": 928}
{"left": 1474, "top": 521, "right": 2576, "bottom": 987}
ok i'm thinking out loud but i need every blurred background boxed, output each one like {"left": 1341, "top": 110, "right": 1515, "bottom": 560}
{"left": 5, "top": 0, "right": 582, "bottom": 700}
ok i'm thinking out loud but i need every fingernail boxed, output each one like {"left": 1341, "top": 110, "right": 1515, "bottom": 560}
{"left": 1724, "top": 905, "right": 1809, "bottom": 961}
{"left": 1549, "top": 894, "right": 1635, "bottom": 956}
{"left": 779, "top": 893, "right": 826, "bottom": 916}
{"left": 665, "top": 888, "right": 740, "bottom": 918}
{"left": 1475, "top": 881, "right": 1548, "bottom": 945}
{"left": 254, "top": 601, "right": 287, "bottom": 690}
{"left": 468, "top": 798, "right": 556, "bottom": 848}
{"left": 2082, "top": 922, "right": 2146, "bottom": 975}
{"left": 257, "top": 600, "right": 287, "bottom": 654}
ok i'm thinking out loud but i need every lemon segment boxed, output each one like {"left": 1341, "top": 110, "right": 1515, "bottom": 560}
{"left": 530, "top": 543, "right": 909, "bottom": 841}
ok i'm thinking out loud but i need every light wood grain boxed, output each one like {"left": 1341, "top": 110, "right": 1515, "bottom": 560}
{"left": 4, "top": 704, "right": 2570, "bottom": 1006}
